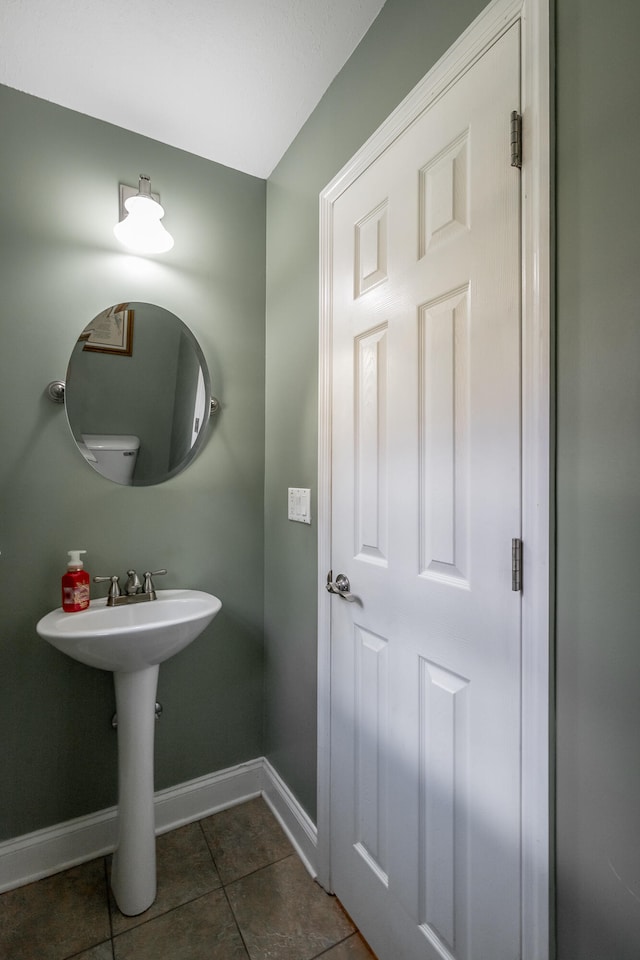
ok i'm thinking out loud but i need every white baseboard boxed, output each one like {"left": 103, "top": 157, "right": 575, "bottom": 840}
{"left": 0, "top": 757, "right": 317, "bottom": 894}
{"left": 261, "top": 760, "right": 318, "bottom": 879}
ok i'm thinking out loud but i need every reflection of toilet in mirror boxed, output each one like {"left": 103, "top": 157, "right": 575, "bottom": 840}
{"left": 80, "top": 435, "right": 140, "bottom": 485}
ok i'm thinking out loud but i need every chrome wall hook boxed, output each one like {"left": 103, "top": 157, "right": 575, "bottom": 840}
{"left": 47, "top": 380, "right": 66, "bottom": 403}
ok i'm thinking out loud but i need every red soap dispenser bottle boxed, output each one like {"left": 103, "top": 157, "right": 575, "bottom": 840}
{"left": 62, "top": 550, "right": 90, "bottom": 612}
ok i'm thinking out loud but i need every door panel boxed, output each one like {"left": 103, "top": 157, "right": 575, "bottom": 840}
{"left": 330, "top": 23, "right": 522, "bottom": 960}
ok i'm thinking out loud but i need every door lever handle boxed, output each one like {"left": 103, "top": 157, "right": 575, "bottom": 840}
{"left": 326, "top": 572, "right": 356, "bottom": 601}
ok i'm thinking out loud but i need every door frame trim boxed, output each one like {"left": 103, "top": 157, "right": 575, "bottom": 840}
{"left": 317, "top": 1, "right": 551, "bottom": 957}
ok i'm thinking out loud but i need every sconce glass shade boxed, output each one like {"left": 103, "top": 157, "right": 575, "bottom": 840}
{"left": 114, "top": 176, "right": 174, "bottom": 254}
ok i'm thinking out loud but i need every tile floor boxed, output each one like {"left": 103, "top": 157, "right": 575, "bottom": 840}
{"left": 0, "top": 797, "right": 376, "bottom": 960}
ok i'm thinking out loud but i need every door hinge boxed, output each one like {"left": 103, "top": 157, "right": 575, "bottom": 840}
{"left": 512, "top": 538, "right": 523, "bottom": 592}
{"left": 510, "top": 110, "right": 522, "bottom": 168}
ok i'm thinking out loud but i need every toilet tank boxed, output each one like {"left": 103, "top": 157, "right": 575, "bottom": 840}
{"left": 81, "top": 434, "right": 141, "bottom": 485}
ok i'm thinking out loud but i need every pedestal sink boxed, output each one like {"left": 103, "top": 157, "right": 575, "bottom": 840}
{"left": 36, "top": 589, "right": 222, "bottom": 916}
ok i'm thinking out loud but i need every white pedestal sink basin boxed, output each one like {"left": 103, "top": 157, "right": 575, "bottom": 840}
{"left": 36, "top": 589, "right": 222, "bottom": 916}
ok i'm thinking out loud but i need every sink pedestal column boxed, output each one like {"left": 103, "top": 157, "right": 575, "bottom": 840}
{"left": 111, "top": 665, "right": 159, "bottom": 916}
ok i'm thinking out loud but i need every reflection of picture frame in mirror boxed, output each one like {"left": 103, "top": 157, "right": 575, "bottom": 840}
{"left": 80, "top": 303, "right": 134, "bottom": 356}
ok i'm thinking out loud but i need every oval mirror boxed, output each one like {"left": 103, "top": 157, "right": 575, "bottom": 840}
{"left": 65, "top": 302, "right": 211, "bottom": 486}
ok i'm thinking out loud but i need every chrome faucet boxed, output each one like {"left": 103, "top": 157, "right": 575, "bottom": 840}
{"left": 93, "top": 569, "right": 167, "bottom": 606}
{"left": 124, "top": 570, "right": 142, "bottom": 595}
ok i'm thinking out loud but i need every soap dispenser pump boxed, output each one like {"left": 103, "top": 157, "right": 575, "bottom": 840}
{"left": 62, "top": 550, "right": 90, "bottom": 612}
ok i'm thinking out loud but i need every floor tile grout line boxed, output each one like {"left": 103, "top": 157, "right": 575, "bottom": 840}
{"left": 105, "top": 835, "right": 324, "bottom": 956}
{"left": 107, "top": 865, "right": 116, "bottom": 960}
{"left": 108, "top": 848, "right": 298, "bottom": 939}
{"left": 62, "top": 858, "right": 115, "bottom": 960}
{"left": 110, "top": 885, "right": 252, "bottom": 959}
{"left": 310, "top": 931, "right": 365, "bottom": 959}
{"left": 110, "top": 881, "right": 224, "bottom": 937}
{"left": 107, "top": 818, "right": 222, "bottom": 940}
{"left": 197, "top": 811, "right": 295, "bottom": 887}
{"left": 197, "top": 817, "right": 219, "bottom": 873}
{"left": 220, "top": 882, "right": 252, "bottom": 960}
{"left": 104, "top": 825, "right": 300, "bottom": 952}
{"left": 220, "top": 850, "right": 298, "bottom": 890}
{"left": 103, "top": 855, "right": 116, "bottom": 947}
{"left": 59, "top": 936, "right": 115, "bottom": 959}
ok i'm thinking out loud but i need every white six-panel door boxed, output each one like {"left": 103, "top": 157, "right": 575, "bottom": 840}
{"left": 329, "top": 23, "right": 522, "bottom": 960}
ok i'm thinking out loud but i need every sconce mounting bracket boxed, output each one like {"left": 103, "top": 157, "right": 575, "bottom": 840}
{"left": 119, "top": 182, "right": 160, "bottom": 221}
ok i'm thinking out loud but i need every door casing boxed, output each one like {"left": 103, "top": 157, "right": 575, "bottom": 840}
{"left": 317, "top": 0, "right": 552, "bottom": 958}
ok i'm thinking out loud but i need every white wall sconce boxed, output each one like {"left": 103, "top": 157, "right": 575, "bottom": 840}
{"left": 113, "top": 174, "right": 174, "bottom": 254}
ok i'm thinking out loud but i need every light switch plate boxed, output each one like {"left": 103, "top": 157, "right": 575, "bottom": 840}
{"left": 288, "top": 487, "right": 311, "bottom": 524}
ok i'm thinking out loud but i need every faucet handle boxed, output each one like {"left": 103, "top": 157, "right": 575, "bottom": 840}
{"left": 93, "top": 575, "right": 121, "bottom": 599}
{"left": 143, "top": 569, "right": 167, "bottom": 594}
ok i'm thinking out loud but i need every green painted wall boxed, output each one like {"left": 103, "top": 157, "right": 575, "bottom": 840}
{"left": 0, "top": 84, "right": 266, "bottom": 840}
{"left": 555, "top": 2, "right": 640, "bottom": 957}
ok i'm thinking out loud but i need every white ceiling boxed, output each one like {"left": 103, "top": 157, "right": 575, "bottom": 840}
{"left": 0, "top": 0, "right": 385, "bottom": 179}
